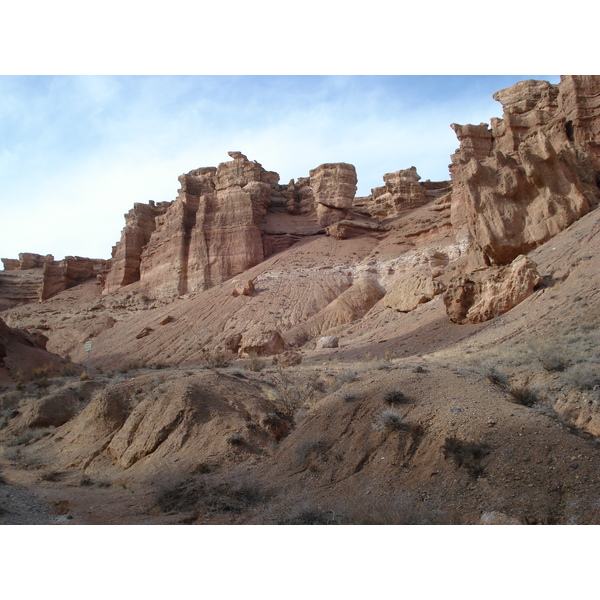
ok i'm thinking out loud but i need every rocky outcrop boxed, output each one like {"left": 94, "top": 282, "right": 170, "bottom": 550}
{"left": 450, "top": 76, "right": 600, "bottom": 266}
{"left": 443, "top": 255, "right": 541, "bottom": 324}
{"left": 316, "top": 336, "right": 339, "bottom": 349}
{"left": 134, "top": 153, "right": 278, "bottom": 297}
{"left": 309, "top": 163, "right": 357, "bottom": 226}
{"left": 103, "top": 200, "right": 172, "bottom": 295}
{"left": 0, "top": 317, "right": 64, "bottom": 379}
{"left": 360, "top": 167, "right": 429, "bottom": 217}
{"left": 384, "top": 271, "right": 445, "bottom": 313}
{"left": 238, "top": 330, "right": 285, "bottom": 358}
{"left": 0, "top": 270, "right": 45, "bottom": 310}
{"left": 40, "top": 256, "right": 107, "bottom": 301}
{"left": 231, "top": 279, "right": 255, "bottom": 297}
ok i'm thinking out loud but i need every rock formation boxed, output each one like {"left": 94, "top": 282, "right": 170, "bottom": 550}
{"left": 103, "top": 200, "right": 172, "bottom": 295}
{"left": 384, "top": 271, "right": 445, "bottom": 313}
{"left": 359, "top": 167, "right": 429, "bottom": 217}
{"left": 40, "top": 256, "right": 107, "bottom": 300}
{"left": 450, "top": 76, "right": 600, "bottom": 266}
{"left": 135, "top": 153, "right": 278, "bottom": 297}
{"left": 443, "top": 255, "right": 541, "bottom": 324}
{"left": 101, "top": 154, "right": 368, "bottom": 298}
{"left": 0, "top": 316, "right": 64, "bottom": 379}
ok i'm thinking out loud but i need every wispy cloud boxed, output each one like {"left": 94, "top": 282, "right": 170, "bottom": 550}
{"left": 1, "top": 75, "right": 560, "bottom": 261}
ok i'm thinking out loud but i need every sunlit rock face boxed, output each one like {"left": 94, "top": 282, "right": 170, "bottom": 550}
{"left": 450, "top": 75, "right": 600, "bottom": 266}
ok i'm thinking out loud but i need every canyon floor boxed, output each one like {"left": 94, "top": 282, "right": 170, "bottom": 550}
{"left": 1, "top": 202, "right": 599, "bottom": 526}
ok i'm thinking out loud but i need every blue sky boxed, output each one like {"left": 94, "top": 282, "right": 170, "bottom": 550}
{"left": 0, "top": 75, "right": 562, "bottom": 261}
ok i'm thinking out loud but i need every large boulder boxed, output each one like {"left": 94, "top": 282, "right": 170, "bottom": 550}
{"left": 384, "top": 271, "right": 445, "bottom": 313}
{"left": 443, "top": 255, "right": 541, "bottom": 324}
{"left": 238, "top": 330, "right": 285, "bottom": 358}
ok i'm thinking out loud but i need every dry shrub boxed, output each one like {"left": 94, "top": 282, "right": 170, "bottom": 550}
{"left": 383, "top": 388, "right": 409, "bottom": 405}
{"left": 338, "top": 494, "right": 453, "bottom": 525}
{"left": 442, "top": 436, "right": 490, "bottom": 478}
{"left": 373, "top": 408, "right": 411, "bottom": 432}
{"left": 564, "top": 362, "right": 600, "bottom": 390}
{"left": 508, "top": 383, "right": 539, "bottom": 407}
{"left": 293, "top": 434, "right": 328, "bottom": 468}
{"left": 245, "top": 353, "right": 266, "bottom": 372}
{"left": 267, "top": 366, "right": 324, "bottom": 419}
{"left": 200, "top": 348, "right": 231, "bottom": 369}
{"left": 156, "top": 474, "right": 266, "bottom": 515}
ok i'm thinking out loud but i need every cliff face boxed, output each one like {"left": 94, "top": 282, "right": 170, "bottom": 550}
{"left": 449, "top": 75, "right": 600, "bottom": 266}
{"left": 137, "top": 153, "right": 277, "bottom": 297}
{"left": 101, "top": 153, "right": 366, "bottom": 297}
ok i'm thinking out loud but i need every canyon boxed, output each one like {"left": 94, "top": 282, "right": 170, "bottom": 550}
{"left": 1, "top": 75, "right": 599, "bottom": 525}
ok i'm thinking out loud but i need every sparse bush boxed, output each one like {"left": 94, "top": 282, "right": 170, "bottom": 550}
{"left": 564, "top": 363, "right": 600, "bottom": 390}
{"left": 156, "top": 475, "right": 266, "bottom": 515}
{"left": 226, "top": 433, "right": 245, "bottom": 447}
{"left": 38, "top": 470, "right": 62, "bottom": 482}
{"left": 15, "top": 372, "right": 27, "bottom": 390}
{"left": 200, "top": 347, "right": 231, "bottom": 369}
{"left": 61, "top": 363, "right": 79, "bottom": 377}
{"left": 338, "top": 370, "right": 358, "bottom": 384}
{"left": 373, "top": 408, "right": 411, "bottom": 432}
{"left": 293, "top": 434, "right": 328, "bottom": 467}
{"left": 245, "top": 353, "right": 266, "bottom": 372}
{"left": 481, "top": 364, "right": 509, "bottom": 387}
{"left": 267, "top": 367, "right": 324, "bottom": 419}
{"left": 341, "top": 392, "right": 359, "bottom": 402}
{"left": 533, "top": 343, "right": 571, "bottom": 372}
{"left": 383, "top": 388, "right": 408, "bottom": 405}
{"left": 508, "top": 383, "right": 539, "bottom": 407}
{"left": 442, "top": 436, "right": 490, "bottom": 478}
{"left": 278, "top": 508, "right": 342, "bottom": 525}
{"left": 80, "top": 372, "right": 93, "bottom": 381}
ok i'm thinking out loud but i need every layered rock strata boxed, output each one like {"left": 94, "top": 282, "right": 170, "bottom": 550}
{"left": 1, "top": 253, "right": 54, "bottom": 271}
{"left": 103, "top": 200, "right": 172, "bottom": 295}
{"left": 103, "top": 154, "right": 367, "bottom": 298}
{"left": 137, "top": 153, "right": 277, "bottom": 297}
{"left": 40, "top": 257, "right": 107, "bottom": 301}
{"left": 450, "top": 76, "right": 600, "bottom": 266}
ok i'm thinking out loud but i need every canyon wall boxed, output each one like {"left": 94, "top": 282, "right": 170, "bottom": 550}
{"left": 449, "top": 75, "right": 600, "bottom": 266}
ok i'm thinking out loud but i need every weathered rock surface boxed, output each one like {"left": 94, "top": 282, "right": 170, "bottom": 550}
{"left": 41, "top": 256, "right": 107, "bottom": 301}
{"left": 309, "top": 163, "right": 358, "bottom": 226}
{"left": 284, "top": 277, "right": 386, "bottom": 347}
{"left": 450, "top": 76, "right": 600, "bottom": 266}
{"left": 231, "top": 279, "right": 255, "bottom": 297}
{"left": 384, "top": 271, "right": 445, "bottom": 313}
{"left": 0, "top": 317, "right": 64, "bottom": 381}
{"left": 316, "top": 335, "right": 339, "bottom": 349}
{"left": 0, "top": 269, "right": 45, "bottom": 310}
{"left": 361, "top": 167, "right": 429, "bottom": 217}
{"left": 136, "top": 154, "right": 277, "bottom": 297}
{"left": 103, "top": 201, "right": 172, "bottom": 295}
{"left": 238, "top": 330, "right": 285, "bottom": 358}
{"left": 443, "top": 255, "right": 541, "bottom": 324}
{"left": 5, "top": 253, "right": 55, "bottom": 270}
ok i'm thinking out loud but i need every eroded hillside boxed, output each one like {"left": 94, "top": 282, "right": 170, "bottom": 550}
{"left": 1, "top": 75, "right": 599, "bottom": 525}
